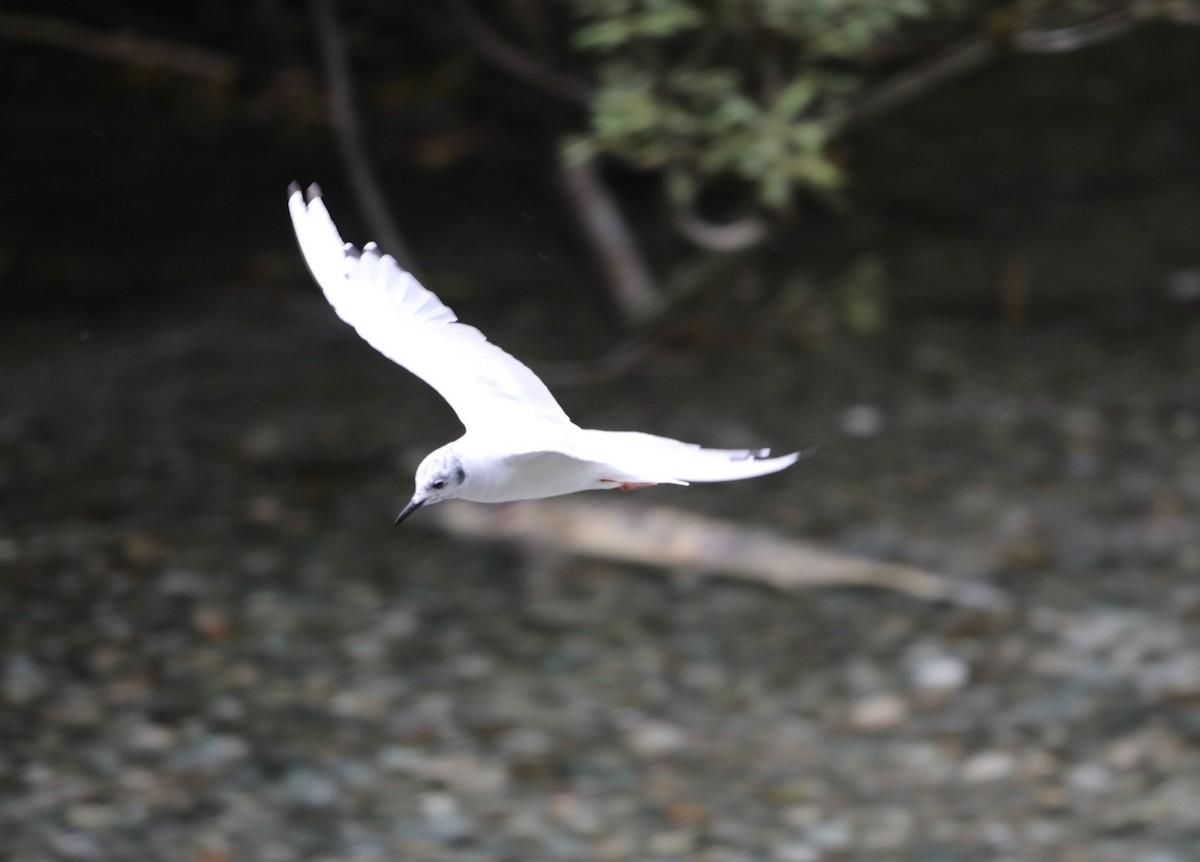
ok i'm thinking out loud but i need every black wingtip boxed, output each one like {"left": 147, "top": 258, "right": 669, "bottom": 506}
{"left": 288, "top": 182, "right": 323, "bottom": 205}
{"left": 790, "top": 446, "right": 817, "bottom": 464}
{"left": 731, "top": 447, "right": 772, "bottom": 462}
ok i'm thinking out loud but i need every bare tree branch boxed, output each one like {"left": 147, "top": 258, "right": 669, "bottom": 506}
{"left": 539, "top": 250, "right": 756, "bottom": 386}
{"left": 846, "top": 35, "right": 993, "bottom": 128}
{"left": 559, "top": 150, "right": 664, "bottom": 327}
{"left": 309, "top": 0, "right": 416, "bottom": 270}
{"left": 447, "top": 0, "right": 591, "bottom": 103}
{"left": 0, "top": 10, "right": 236, "bottom": 83}
{"left": 1012, "top": 8, "right": 1136, "bottom": 53}
{"left": 848, "top": 1, "right": 1199, "bottom": 127}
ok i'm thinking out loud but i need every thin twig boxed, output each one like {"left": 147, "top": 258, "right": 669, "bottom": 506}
{"left": 845, "top": 35, "right": 993, "bottom": 128}
{"left": 537, "top": 324, "right": 664, "bottom": 386}
{"left": 447, "top": 0, "right": 591, "bottom": 103}
{"left": 1012, "top": 9, "right": 1137, "bottom": 53}
{"left": 847, "top": 1, "right": 1198, "bottom": 127}
{"left": 1011, "top": 0, "right": 1200, "bottom": 54}
{"left": 0, "top": 10, "right": 236, "bottom": 83}
{"left": 539, "top": 251, "right": 744, "bottom": 386}
{"left": 309, "top": 0, "right": 416, "bottom": 270}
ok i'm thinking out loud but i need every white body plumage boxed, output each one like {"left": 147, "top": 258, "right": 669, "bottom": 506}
{"left": 287, "top": 183, "right": 799, "bottom": 522}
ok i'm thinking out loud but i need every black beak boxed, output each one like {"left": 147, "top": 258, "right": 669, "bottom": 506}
{"left": 393, "top": 498, "right": 424, "bottom": 525}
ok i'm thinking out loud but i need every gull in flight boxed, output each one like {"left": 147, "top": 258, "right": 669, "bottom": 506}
{"left": 288, "top": 183, "right": 800, "bottom": 523}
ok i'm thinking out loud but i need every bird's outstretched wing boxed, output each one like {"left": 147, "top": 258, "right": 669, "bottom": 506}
{"left": 576, "top": 430, "right": 801, "bottom": 484}
{"left": 288, "top": 183, "right": 574, "bottom": 431}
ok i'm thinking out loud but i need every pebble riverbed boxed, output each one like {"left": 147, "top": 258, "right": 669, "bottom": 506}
{"left": 3, "top": 300, "right": 1199, "bottom": 861}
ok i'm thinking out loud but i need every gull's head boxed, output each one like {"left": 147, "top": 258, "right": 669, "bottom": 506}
{"left": 394, "top": 446, "right": 467, "bottom": 525}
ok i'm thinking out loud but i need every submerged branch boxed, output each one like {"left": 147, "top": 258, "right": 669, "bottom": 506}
{"left": 425, "top": 500, "right": 1009, "bottom": 611}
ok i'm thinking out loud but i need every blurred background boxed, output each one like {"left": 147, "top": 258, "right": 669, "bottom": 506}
{"left": 2, "top": 2, "right": 1200, "bottom": 860}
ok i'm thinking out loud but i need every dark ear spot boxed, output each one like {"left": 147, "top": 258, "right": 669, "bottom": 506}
{"left": 452, "top": 461, "right": 466, "bottom": 485}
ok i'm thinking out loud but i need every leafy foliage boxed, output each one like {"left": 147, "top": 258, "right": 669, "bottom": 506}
{"left": 565, "top": 0, "right": 966, "bottom": 209}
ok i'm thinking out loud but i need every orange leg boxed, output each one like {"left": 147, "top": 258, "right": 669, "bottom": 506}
{"left": 602, "top": 480, "right": 658, "bottom": 491}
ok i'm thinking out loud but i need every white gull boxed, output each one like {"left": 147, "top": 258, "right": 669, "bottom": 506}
{"left": 288, "top": 183, "right": 800, "bottom": 523}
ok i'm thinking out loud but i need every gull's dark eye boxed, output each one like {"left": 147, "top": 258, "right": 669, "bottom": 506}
{"left": 431, "top": 479, "right": 446, "bottom": 490}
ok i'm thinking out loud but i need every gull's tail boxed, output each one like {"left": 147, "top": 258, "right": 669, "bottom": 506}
{"left": 580, "top": 430, "right": 802, "bottom": 485}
